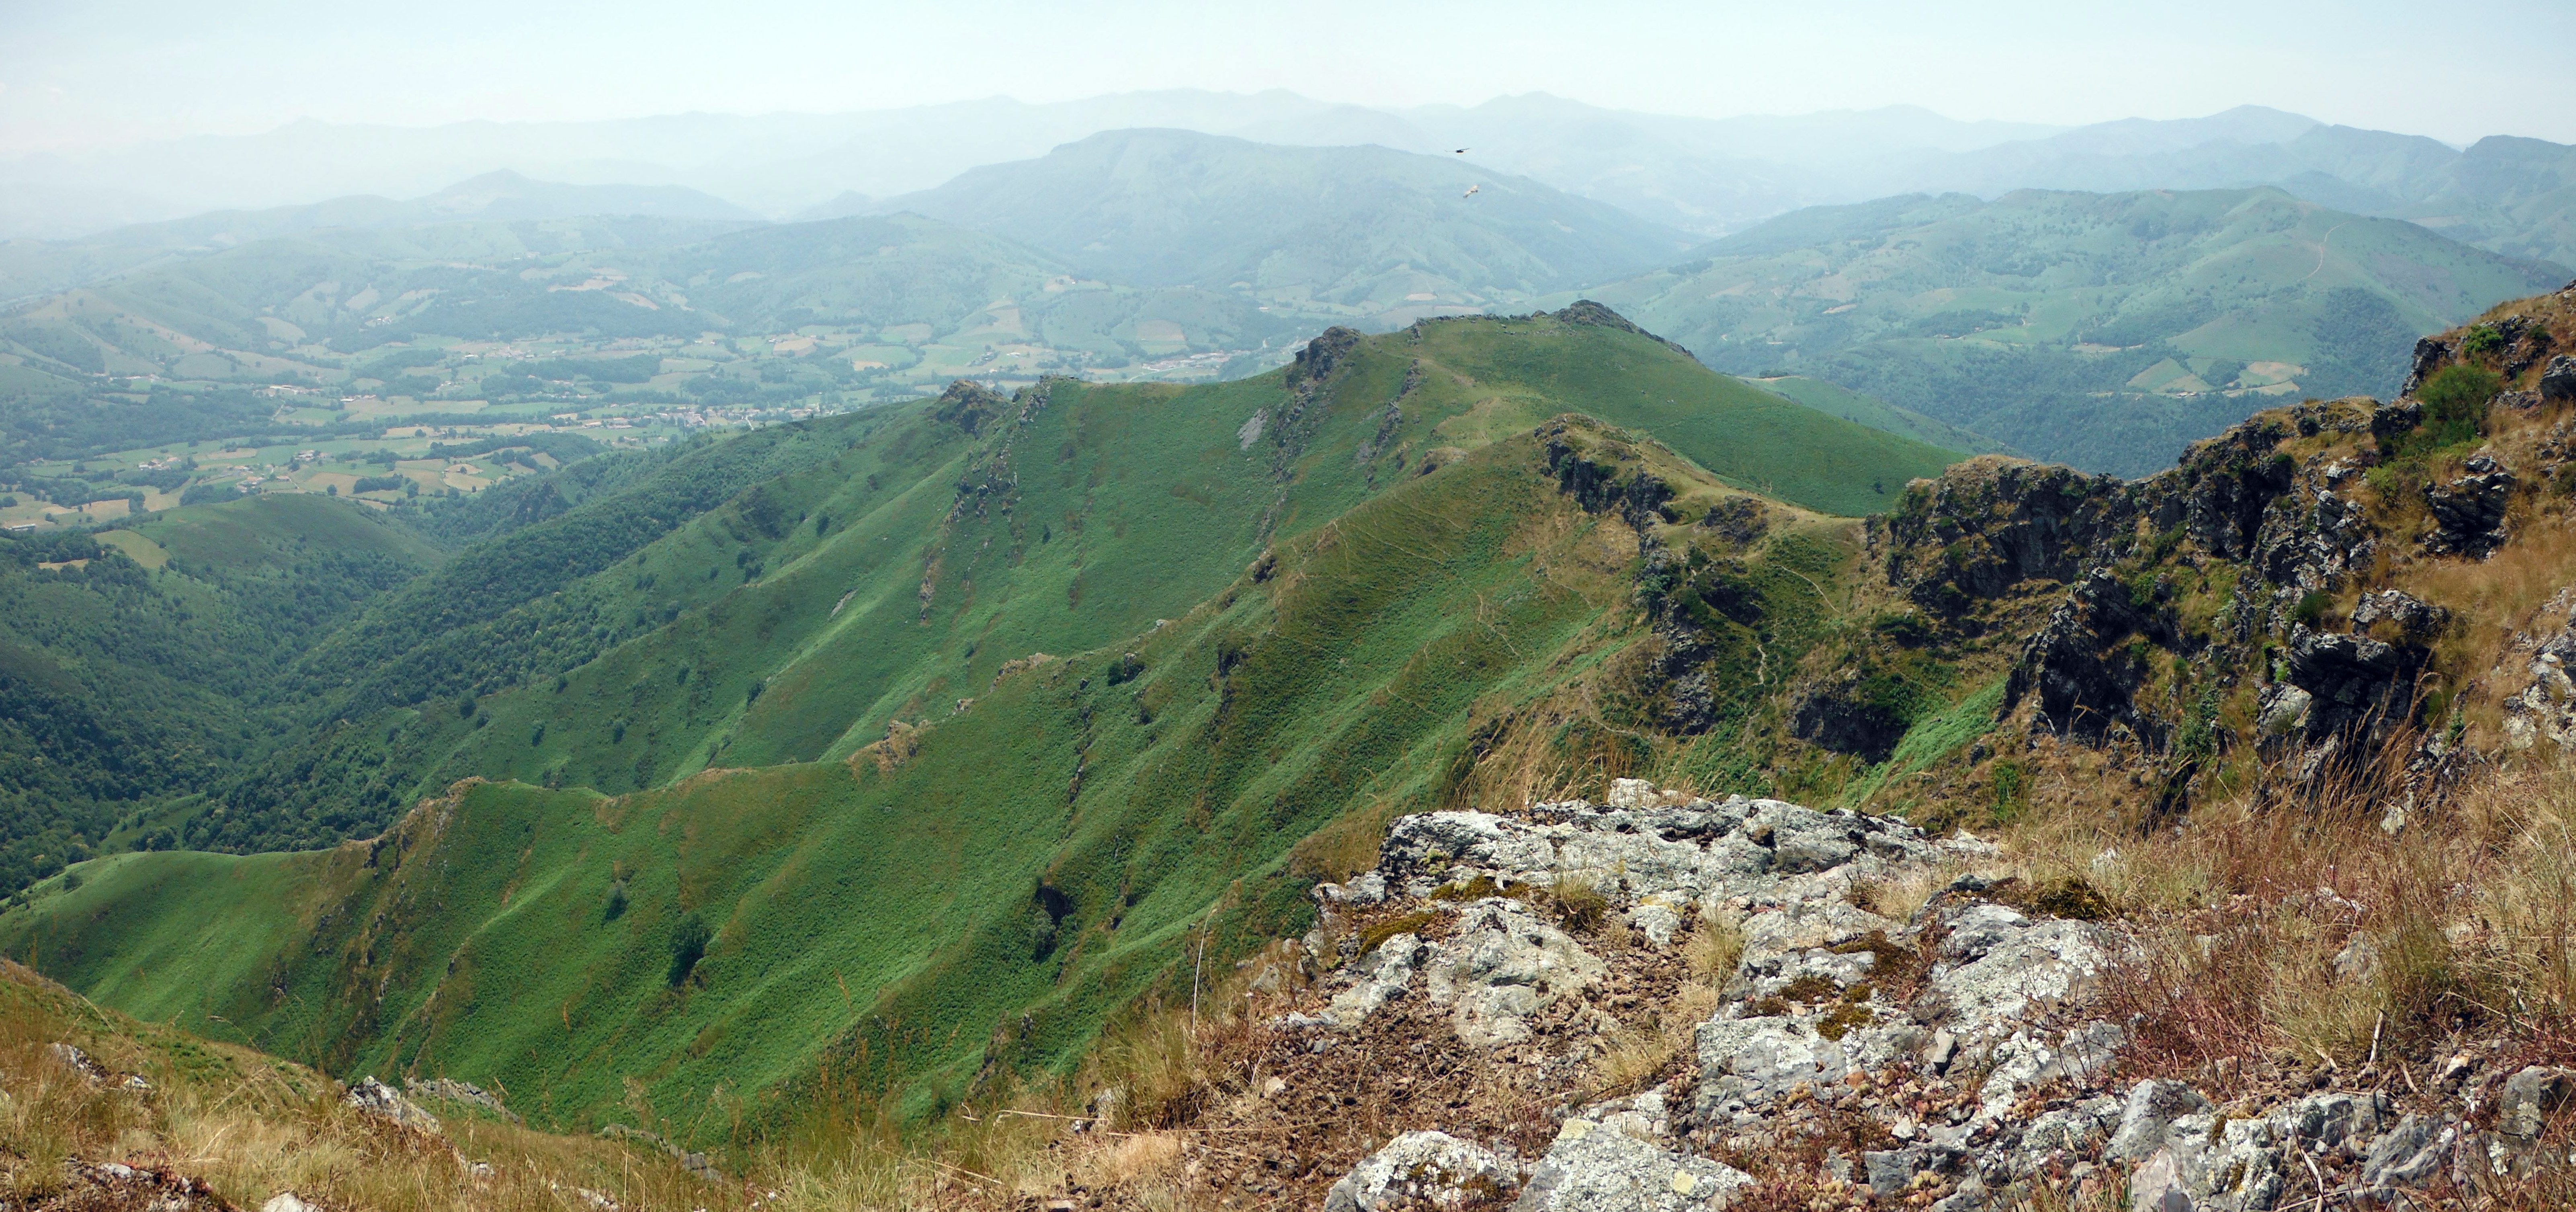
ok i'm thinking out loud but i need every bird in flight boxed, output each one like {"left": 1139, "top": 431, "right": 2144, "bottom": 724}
{"left": 1462, "top": 184, "right": 1481, "bottom": 199}
{"left": 1453, "top": 147, "right": 1469, "bottom": 154}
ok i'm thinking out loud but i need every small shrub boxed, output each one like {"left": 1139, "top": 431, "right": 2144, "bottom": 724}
{"left": 2410, "top": 364, "right": 2503, "bottom": 453}
{"left": 1430, "top": 874, "right": 1504, "bottom": 901}
{"left": 2291, "top": 591, "right": 2334, "bottom": 628}
{"left": 1545, "top": 874, "right": 1609, "bottom": 931}
{"left": 604, "top": 881, "right": 627, "bottom": 923}
{"left": 1355, "top": 911, "right": 1437, "bottom": 958}
{"left": 667, "top": 914, "right": 711, "bottom": 986}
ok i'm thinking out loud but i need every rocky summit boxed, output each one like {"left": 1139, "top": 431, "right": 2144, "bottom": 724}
{"left": 1191, "top": 779, "right": 2566, "bottom": 1211}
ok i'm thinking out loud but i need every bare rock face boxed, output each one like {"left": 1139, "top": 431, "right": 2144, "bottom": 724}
{"left": 2422, "top": 452, "right": 2515, "bottom": 558}
{"left": 1312, "top": 781, "right": 2545, "bottom": 1210}
{"left": 1322, "top": 1130, "right": 1514, "bottom": 1212}
{"left": 2539, "top": 353, "right": 2576, "bottom": 403}
{"left": 344, "top": 1075, "right": 442, "bottom": 1134}
{"left": 1516, "top": 1118, "right": 1754, "bottom": 1211}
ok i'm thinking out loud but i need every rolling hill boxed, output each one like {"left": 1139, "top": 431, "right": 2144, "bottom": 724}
{"left": 188, "top": 305, "right": 1957, "bottom": 855}
{"left": 0, "top": 303, "right": 1959, "bottom": 1136}
{"left": 1574, "top": 186, "right": 2570, "bottom": 474}
{"left": 873, "top": 129, "right": 1695, "bottom": 323}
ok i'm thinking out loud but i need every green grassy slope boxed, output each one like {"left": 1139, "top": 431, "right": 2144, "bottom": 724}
{"left": 0, "top": 309, "right": 1958, "bottom": 1139}
{"left": 193, "top": 307, "right": 1958, "bottom": 856}
{"left": 0, "top": 494, "right": 440, "bottom": 893}
{"left": 1740, "top": 375, "right": 2005, "bottom": 454}
{"left": 1574, "top": 187, "right": 2569, "bottom": 475}
{"left": 0, "top": 420, "right": 1682, "bottom": 1137}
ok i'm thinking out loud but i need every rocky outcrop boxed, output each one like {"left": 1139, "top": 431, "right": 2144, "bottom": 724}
{"left": 1547, "top": 300, "right": 1695, "bottom": 356}
{"left": 930, "top": 379, "right": 1009, "bottom": 436}
{"left": 1302, "top": 782, "right": 2542, "bottom": 1211}
{"left": 2542, "top": 353, "right": 2576, "bottom": 402}
{"left": 344, "top": 1075, "right": 441, "bottom": 1134}
{"left": 2500, "top": 588, "right": 2576, "bottom": 753}
{"left": 2265, "top": 624, "right": 2429, "bottom": 745}
{"left": 1880, "top": 458, "right": 2130, "bottom": 620}
{"left": 2421, "top": 452, "right": 2515, "bottom": 558}
{"left": 1322, "top": 1131, "right": 1515, "bottom": 1211}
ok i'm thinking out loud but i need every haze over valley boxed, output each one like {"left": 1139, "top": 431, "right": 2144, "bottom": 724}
{"left": 7, "top": 6, "right": 2576, "bottom": 1209}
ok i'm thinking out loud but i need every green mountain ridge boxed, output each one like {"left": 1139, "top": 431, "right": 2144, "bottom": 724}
{"left": 1570, "top": 186, "right": 2568, "bottom": 475}
{"left": 0, "top": 304, "right": 1953, "bottom": 1138}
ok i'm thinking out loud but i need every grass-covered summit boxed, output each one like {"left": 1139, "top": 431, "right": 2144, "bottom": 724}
{"left": 0, "top": 303, "right": 1961, "bottom": 1139}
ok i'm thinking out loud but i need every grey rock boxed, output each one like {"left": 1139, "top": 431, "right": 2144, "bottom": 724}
{"left": 2541, "top": 354, "right": 2576, "bottom": 403}
{"left": 344, "top": 1075, "right": 442, "bottom": 1134}
{"left": 2128, "top": 1149, "right": 2190, "bottom": 1212}
{"left": 2108, "top": 1080, "right": 2213, "bottom": 1163}
{"left": 2256, "top": 684, "right": 2312, "bottom": 736}
{"left": 45, "top": 1042, "right": 105, "bottom": 1082}
{"left": 2161, "top": 1113, "right": 2285, "bottom": 1211}
{"left": 1976, "top": 1022, "right": 2123, "bottom": 1122}
{"left": 2499, "top": 1065, "right": 2574, "bottom": 1139}
{"left": 1863, "top": 1147, "right": 1927, "bottom": 1199}
{"left": 2351, "top": 589, "right": 2449, "bottom": 639}
{"left": 2422, "top": 456, "right": 2515, "bottom": 558}
{"left": 1694, "top": 1015, "right": 1853, "bottom": 1116}
{"left": 1926, "top": 902, "right": 2115, "bottom": 1044}
{"left": 1324, "top": 1130, "right": 1514, "bottom": 1212}
{"left": 2360, "top": 1113, "right": 2452, "bottom": 1189}
{"left": 1515, "top": 1118, "right": 1754, "bottom": 1211}
{"left": 1424, "top": 898, "right": 1607, "bottom": 1047}
{"left": 1326, "top": 932, "right": 1428, "bottom": 1026}
{"left": 2275, "top": 1091, "right": 2380, "bottom": 1157}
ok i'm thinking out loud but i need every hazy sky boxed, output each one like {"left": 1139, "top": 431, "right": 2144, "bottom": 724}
{"left": 4, "top": 0, "right": 2572, "bottom": 155}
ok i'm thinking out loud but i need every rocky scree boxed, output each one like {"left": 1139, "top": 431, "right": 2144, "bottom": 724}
{"left": 1279, "top": 782, "right": 2562, "bottom": 1210}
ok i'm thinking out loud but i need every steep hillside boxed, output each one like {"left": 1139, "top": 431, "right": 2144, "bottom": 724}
{"left": 10, "top": 283, "right": 2576, "bottom": 1212}
{"left": 191, "top": 305, "right": 1957, "bottom": 855}
{"left": 0, "top": 494, "right": 439, "bottom": 893}
{"left": 1736, "top": 373, "right": 2004, "bottom": 454}
{"left": 1577, "top": 186, "right": 2568, "bottom": 473}
{"left": 875, "top": 129, "right": 1694, "bottom": 323}
{"left": 0, "top": 303, "right": 1965, "bottom": 1136}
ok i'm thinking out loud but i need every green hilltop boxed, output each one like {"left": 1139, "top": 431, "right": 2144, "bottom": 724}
{"left": 201, "top": 305, "right": 1959, "bottom": 852}
{"left": 1573, "top": 186, "right": 2569, "bottom": 475}
{"left": 0, "top": 305, "right": 1960, "bottom": 1136}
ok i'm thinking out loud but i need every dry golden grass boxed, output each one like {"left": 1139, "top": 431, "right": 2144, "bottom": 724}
{"left": 0, "top": 963, "right": 722, "bottom": 1212}
{"left": 2019, "top": 740, "right": 2576, "bottom": 1089}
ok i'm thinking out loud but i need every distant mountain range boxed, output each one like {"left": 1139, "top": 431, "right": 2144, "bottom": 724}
{"left": 1573, "top": 186, "right": 2569, "bottom": 473}
{"left": 871, "top": 129, "right": 1691, "bottom": 317}
{"left": 6, "top": 90, "right": 2573, "bottom": 270}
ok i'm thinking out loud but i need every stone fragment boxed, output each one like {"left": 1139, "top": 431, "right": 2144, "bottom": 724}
{"left": 2360, "top": 1113, "right": 2452, "bottom": 1189}
{"left": 1323, "top": 1130, "right": 1514, "bottom": 1212}
{"left": 344, "top": 1075, "right": 443, "bottom": 1134}
{"left": 1515, "top": 1118, "right": 1753, "bottom": 1211}
{"left": 2499, "top": 1065, "right": 2574, "bottom": 1139}
{"left": 2107, "top": 1080, "right": 2212, "bottom": 1163}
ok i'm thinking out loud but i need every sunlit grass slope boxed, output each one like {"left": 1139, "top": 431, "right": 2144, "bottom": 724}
{"left": 3, "top": 418, "right": 1699, "bottom": 1141}
{"left": 214, "top": 307, "right": 1961, "bottom": 847}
